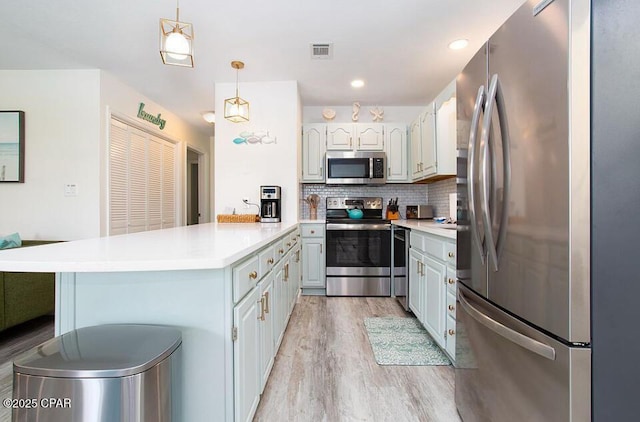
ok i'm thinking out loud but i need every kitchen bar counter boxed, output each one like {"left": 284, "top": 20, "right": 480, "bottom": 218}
{"left": 392, "top": 219, "right": 457, "bottom": 240}
{"left": 0, "top": 221, "right": 300, "bottom": 422}
{"left": 0, "top": 221, "right": 298, "bottom": 272}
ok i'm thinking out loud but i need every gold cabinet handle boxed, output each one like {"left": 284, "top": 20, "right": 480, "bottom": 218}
{"left": 448, "top": 252, "right": 455, "bottom": 258}
{"left": 257, "top": 297, "right": 265, "bottom": 321}
{"left": 448, "top": 278, "right": 455, "bottom": 284}
{"left": 287, "top": 242, "right": 291, "bottom": 247}
{"left": 279, "top": 249, "right": 284, "bottom": 254}
{"left": 349, "top": 136, "right": 352, "bottom": 148}
{"left": 267, "top": 258, "right": 274, "bottom": 265}
{"left": 284, "top": 263, "right": 289, "bottom": 281}
{"left": 320, "top": 244, "right": 322, "bottom": 254}
{"left": 249, "top": 271, "right": 258, "bottom": 279}
{"left": 358, "top": 137, "right": 361, "bottom": 148}
{"left": 448, "top": 305, "right": 455, "bottom": 311}
{"left": 310, "top": 230, "right": 315, "bottom": 234}
{"left": 448, "top": 329, "right": 455, "bottom": 336}
{"left": 264, "top": 291, "right": 270, "bottom": 314}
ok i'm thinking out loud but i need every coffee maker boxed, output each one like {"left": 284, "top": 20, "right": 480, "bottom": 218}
{"left": 260, "top": 186, "right": 281, "bottom": 223}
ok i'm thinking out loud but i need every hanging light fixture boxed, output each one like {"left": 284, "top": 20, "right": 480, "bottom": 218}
{"left": 224, "top": 61, "right": 250, "bottom": 123}
{"left": 159, "top": 0, "right": 194, "bottom": 67}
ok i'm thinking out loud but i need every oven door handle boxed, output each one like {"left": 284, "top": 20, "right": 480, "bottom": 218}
{"left": 326, "top": 223, "right": 391, "bottom": 231}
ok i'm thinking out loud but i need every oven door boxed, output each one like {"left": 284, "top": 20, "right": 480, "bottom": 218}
{"left": 325, "top": 224, "right": 391, "bottom": 276}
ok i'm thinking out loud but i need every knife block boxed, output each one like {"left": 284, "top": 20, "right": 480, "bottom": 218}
{"left": 386, "top": 210, "right": 400, "bottom": 220}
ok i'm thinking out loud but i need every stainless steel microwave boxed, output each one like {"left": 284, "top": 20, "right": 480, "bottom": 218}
{"left": 325, "top": 151, "right": 386, "bottom": 185}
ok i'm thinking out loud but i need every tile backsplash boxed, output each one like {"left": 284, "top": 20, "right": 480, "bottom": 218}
{"left": 300, "top": 179, "right": 456, "bottom": 220}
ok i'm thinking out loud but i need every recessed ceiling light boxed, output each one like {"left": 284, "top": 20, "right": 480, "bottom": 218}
{"left": 351, "top": 79, "right": 365, "bottom": 88}
{"left": 202, "top": 111, "right": 216, "bottom": 124}
{"left": 448, "top": 39, "right": 469, "bottom": 50}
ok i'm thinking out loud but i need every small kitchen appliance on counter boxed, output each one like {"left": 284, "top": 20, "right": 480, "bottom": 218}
{"left": 406, "top": 205, "right": 433, "bottom": 219}
{"left": 260, "top": 185, "right": 281, "bottom": 223}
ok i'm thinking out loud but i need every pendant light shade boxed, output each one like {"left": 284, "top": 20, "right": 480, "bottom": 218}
{"left": 160, "top": 1, "right": 194, "bottom": 67}
{"left": 224, "top": 61, "right": 250, "bottom": 123}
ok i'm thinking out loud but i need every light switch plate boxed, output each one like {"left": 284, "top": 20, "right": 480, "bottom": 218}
{"left": 64, "top": 183, "right": 78, "bottom": 197}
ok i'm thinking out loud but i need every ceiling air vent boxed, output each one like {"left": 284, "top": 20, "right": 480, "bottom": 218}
{"left": 310, "top": 43, "right": 333, "bottom": 59}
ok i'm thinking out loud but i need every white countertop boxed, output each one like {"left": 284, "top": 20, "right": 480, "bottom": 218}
{"left": 392, "top": 220, "right": 457, "bottom": 240}
{"left": 0, "top": 222, "right": 298, "bottom": 273}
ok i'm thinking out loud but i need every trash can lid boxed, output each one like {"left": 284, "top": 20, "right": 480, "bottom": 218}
{"left": 13, "top": 324, "right": 182, "bottom": 378}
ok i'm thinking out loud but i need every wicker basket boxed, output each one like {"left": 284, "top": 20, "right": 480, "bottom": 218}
{"left": 216, "top": 214, "right": 260, "bottom": 223}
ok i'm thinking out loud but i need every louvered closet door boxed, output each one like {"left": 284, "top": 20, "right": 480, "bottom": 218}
{"left": 109, "top": 118, "right": 178, "bottom": 235}
{"left": 128, "top": 130, "right": 148, "bottom": 233}
{"left": 162, "top": 142, "right": 176, "bottom": 228}
{"left": 109, "top": 120, "right": 129, "bottom": 235}
{"left": 147, "top": 136, "right": 163, "bottom": 231}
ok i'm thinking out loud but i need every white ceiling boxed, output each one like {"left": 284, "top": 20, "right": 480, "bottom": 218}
{"left": 0, "top": 0, "right": 524, "bottom": 136}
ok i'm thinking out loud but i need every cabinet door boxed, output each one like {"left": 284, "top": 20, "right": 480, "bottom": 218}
{"left": 355, "top": 124, "right": 384, "bottom": 151}
{"left": 273, "top": 262, "right": 285, "bottom": 350}
{"left": 233, "top": 287, "right": 260, "bottom": 422}
{"left": 302, "top": 238, "right": 325, "bottom": 288}
{"left": 409, "top": 118, "right": 422, "bottom": 180}
{"left": 290, "top": 246, "right": 301, "bottom": 310}
{"left": 385, "top": 124, "right": 408, "bottom": 182}
{"left": 326, "top": 124, "right": 353, "bottom": 150}
{"left": 258, "top": 274, "right": 274, "bottom": 392}
{"left": 420, "top": 106, "right": 437, "bottom": 177}
{"left": 302, "top": 124, "right": 326, "bottom": 182}
{"left": 423, "top": 255, "right": 446, "bottom": 348}
{"left": 435, "top": 95, "right": 457, "bottom": 176}
{"left": 408, "top": 249, "right": 423, "bottom": 321}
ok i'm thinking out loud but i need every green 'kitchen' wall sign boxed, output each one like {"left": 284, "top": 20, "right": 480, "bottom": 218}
{"left": 137, "top": 103, "right": 166, "bottom": 130}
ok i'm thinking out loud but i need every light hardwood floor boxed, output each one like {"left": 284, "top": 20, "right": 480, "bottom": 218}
{"left": 254, "top": 296, "right": 461, "bottom": 422}
{"left": 0, "top": 316, "right": 54, "bottom": 422}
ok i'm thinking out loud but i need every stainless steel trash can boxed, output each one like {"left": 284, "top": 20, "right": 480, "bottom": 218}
{"left": 12, "top": 324, "right": 182, "bottom": 422}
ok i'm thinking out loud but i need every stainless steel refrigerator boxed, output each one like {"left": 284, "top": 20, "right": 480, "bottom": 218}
{"left": 453, "top": 0, "right": 636, "bottom": 420}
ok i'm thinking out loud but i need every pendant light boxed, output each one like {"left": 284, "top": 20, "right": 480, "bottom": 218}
{"left": 159, "top": 0, "right": 194, "bottom": 67}
{"left": 224, "top": 61, "right": 250, "bottom": 123}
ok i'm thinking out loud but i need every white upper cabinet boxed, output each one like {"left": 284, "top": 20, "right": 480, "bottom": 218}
{"left": 326, "top": 124, "right": 353, "bottom": 150}
{"left": 301, "top": 124, "right": 326, "bottom": 182}
{"left": 384, "top": 123, "right": 409, "bottom": 182}
{"left": 409, "top": 79, "right": 457, "bottom": 182}
{"left": 326, "top": 123, "right": 384, "bottom": 151}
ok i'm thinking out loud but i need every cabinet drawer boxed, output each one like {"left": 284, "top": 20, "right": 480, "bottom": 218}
{"left": 233, "top": 255, "right": 260, "bottom": 303}
{"left": 301, "top": 224, "right": 324, "bottom": 238}
{"left": 444, "top": 242, "right": 456, "bottom": 266}
{"left": 259, "top": 244, "right": 275, "bottom": 276}
{"left": 446, "top": 314, "right": 456, "bottom": 361}
{"left": 446, "top": 266, "right": 456, "bottom": 293}
{"left": 275, "top": 239, "right": 287, "bottom": 260}
{"left": 447, "top": 290, "right": 456, "bottom": 318}
{"left": 284, "top": 233, "right": 294, "bottom": 251}
{"left": 289, "top": 229, "right": 300, "bottom": 247}
{"left": 409, "top": 231, "right": 426, "bottom": 252}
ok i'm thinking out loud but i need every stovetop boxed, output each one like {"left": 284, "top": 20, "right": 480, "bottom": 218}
{"left": 325, "top": 218, "right": 390, "bottom": 224}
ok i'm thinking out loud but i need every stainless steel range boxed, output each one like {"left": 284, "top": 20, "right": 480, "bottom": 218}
{"left": 325, "top": 197, "right": 391, "bottom": 296}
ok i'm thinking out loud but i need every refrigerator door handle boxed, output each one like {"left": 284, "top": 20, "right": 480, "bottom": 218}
{"left": 481, "top": 74, "right": 511, "bottom": 272}
{"left": 467, "top": 85, "right": 486, "bottom": 264}
{"left": 458, "top": 288, "right": 556, "bottom": 361}
{"left": 493, "top": 74, "right": 512, "bottom": 267}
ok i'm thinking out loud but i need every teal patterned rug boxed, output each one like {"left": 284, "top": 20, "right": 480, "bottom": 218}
{"left": 364, "top": 317, "right": 451, "bottom": 366}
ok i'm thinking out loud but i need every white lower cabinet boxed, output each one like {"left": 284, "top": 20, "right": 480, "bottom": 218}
{"left": 408, "top": 229, "right": 456, "bottom": 363}
{"left": 423, "top": 255, "right": 446, "bottom": 348}
{"left": 232, "top": 227, "right": 300, "bottom": 422}
{"left": 301, "top": 223, "right": 326, "bottom": 292}
{"left": 258, "top": 273, "right": 274, "bottom": 393}
{"left": 409, "top": 248, "right": 424, "bottom": 321}
{"left": 233, "top": 286, "right": 261, "bottom": 422}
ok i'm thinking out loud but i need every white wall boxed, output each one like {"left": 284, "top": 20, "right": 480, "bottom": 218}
{"left": 303, "top": 105, "right": 424, "bottom": 124}
{"left": 0, "top": 70, "right": 101, "bottom": 240}
{"left": 214, "top": 81, "right": 300, "bottom": 222}
{"left": 99, "top": 71, "right": 212, "bottom": 233}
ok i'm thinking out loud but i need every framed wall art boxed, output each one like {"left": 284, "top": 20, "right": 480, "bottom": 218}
{"left": 0, "top": 111, "right": 25, "bottom": 183}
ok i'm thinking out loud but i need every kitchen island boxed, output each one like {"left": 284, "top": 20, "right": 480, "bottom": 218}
{"left": 0, "top": 221, "right": 300, "bottom": 422}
